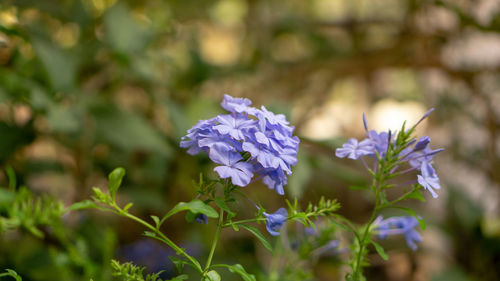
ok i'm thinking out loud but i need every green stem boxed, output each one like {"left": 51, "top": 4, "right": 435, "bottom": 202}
{"left": 205, "top": 207, "right": 224, "bottom": 272}
{"left": 111, "top": 203, "right": 203, "bottom": 273}
{"left": 222, "top": 217, "right": 266, "bottom": 228}
{"left": 353, "top": 169, "right": 384, "bottom": 279}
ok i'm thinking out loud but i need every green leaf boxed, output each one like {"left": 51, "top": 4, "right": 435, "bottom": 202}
{"left": 31, "top": 36, "right": 76, "bottom": 91}
{"left": 405, "top": 188, "right": 426, "bottom": 202}
{"left": 229, "top": 221, "right": 239, "bottom": 231}
{"left": 226, "top": 264, "right": 256, "bottom": 281}
{"left": 169, "top": 256, "right": 189, "bottom": 273}
{"left": 162, "top": 199, "right": 218, "bottom": 223}
{"left": 108, "top": 167, "right": 126, "bottom": 199}
{"left": 203, "top": 270, "right": 221, "bottom": 281}
{"left": 371, "top": 240, "right": 388, "bottom": 260}
{"left": 214, "top": 197, "right": 235, "bottom": 218}
{"left": 151, "top": 215, "right": 160, "bottom": 227}
{"left": 5, "top": 165, "right": 16, "bottom": 191}
{"left": 185, "top": 211, "right": 198, "bottom": 223}
{"left": 0, "top": 269, "right": 22, "bottom": 281}
{"left": 0, "top": 189, "right": 15, "bottom": 205}
{"left": 239, "top": 224, "right": 273, "bottom": 252}
{"left": 69, "top": 200, "right": 98, "bottom": 211}
{"left": 92, "top": 187, "right": 110, "bottom": 203}
{"left": 104, "top": 3, "right": 149, "bottom": 54}
{"left": 91, "top": 105, "right": 172, "bottom": 157}
{"left": 167, "top": 275, "right": 189, "bottom": 281}
{"left": 46, "top": 105, "right": 81, "bottom": 133}
{"left": 123, "top": 202, "right": 133, "bottom": 212}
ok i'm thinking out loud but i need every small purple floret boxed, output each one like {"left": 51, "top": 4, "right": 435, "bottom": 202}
{"left": 375, "top": 216, "right": 423, "bottom": 250}
{"left": 335, "top": 138, "right": 373, "bottom": 160}
{"left": 263, "top": 208, "right": 288, "bottom": 236}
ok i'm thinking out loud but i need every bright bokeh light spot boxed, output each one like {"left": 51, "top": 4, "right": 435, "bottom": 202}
{"left": 298, "top": 77, "right": 369, "bottom": 140}
{"left": 370, "top": 99, "right": 426, "bottom": 132}
{"left": 312, "top": 0, "right": 348, "bottom": 20}
{"left": 210, "top": 0, "right": 247, "bottom": 27}
{"left": 0, "top": 7, "right": 18, "bottom": 27}
{"left": 200, "top": 26, "right": 241, "bottom": 66}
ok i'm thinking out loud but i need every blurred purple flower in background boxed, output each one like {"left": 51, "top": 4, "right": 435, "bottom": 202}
{"left": 180, "top": 94, "right": 299, "bottom": 195}
{"left": 374, "top": 216, "right": 423, "bottom": 250}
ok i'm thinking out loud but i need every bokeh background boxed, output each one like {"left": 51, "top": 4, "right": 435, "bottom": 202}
{"left": 1, "top": 0, "right": 500, "bottom": 280}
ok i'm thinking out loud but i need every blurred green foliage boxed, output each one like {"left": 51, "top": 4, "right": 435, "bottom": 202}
{"left": 0, "top": 0, "right": 500, "bottom": 280}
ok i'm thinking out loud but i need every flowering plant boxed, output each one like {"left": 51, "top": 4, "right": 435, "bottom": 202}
{"left": 0, "top": 95, "right": 442, "bottom": 281}
{"left": 334, "top": 109, "right": 443, "bottom": 280}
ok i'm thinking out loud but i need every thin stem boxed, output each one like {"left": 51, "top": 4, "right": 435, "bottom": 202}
{"left": 110, "top": 203, "right": 203, "bottom": 273}
{"left": 222, "top": 217, "right": 266, "bottom": 228}
{"left": 205, "top": 207, "right": 224, "bottom": 271}
{"left": 352, "top": 185, "right": 379, "bottom": 280}
{"left": 353, "top": 156, "right": 386, "bottom": 279}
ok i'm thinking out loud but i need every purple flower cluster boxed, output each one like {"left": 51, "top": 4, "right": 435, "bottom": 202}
{"left": 335, "top": 109, "right": 443, "bottom": 198}
{"left": 374, "top": 216, "right": 422, "bottom": 250}
{"left": 180, "top": 95, "right": 299, "bottom": 195}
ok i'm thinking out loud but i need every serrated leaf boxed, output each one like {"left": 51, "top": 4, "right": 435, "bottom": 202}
{"left": 108, "top": 167, "right": 126, "bottom": 199}
{"left": 214, "top": 197, "right": 235, "bottom": 218}
{"left": 371, "top": 240, "right": 388, "bottom": 260}
{"left": 227, "top": 264, "right": 256, "bottom": 281}
{"left": 69, "top": 200, "right": 98, "bottom": 211}
{"left": 162, "top": 199, "right": 218, "bottom": 223}
{"left": 203, "top": 270, "right": 221, "bottom": 281}
{"left": 239, "top": 224, "right": 273, "bottom": 252}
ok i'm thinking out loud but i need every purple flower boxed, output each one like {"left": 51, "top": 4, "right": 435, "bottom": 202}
{"left": 417, "top": 162, "right": 441, "bottom": 198}
{"left": 209, "top": 144, "right": 254, "bottom": 187}
{"left": 261, "top": 167, "right": 287, "bottom": 195}
{"left": 335, "top": 138, "right": 373, "bottom": 160}
{"left": 413, "top": 136, "right": 430, "bottom": 151}
{"left": 336, "top": 111, "right": 443, "bottom": 198}
{"left": 375, "top": 216, "right": 423, "bottom": 250}
{"left": 180, "top": 95, "right": 299, "bottom": 194}
{"left": 195, "top": 214, "right": 208, "bottom": 224}
{"left": 214, "top": 114, "right": 256, "bottom": 141}
{"left": 367, "top": 130, "right": 391, "bottom": 157}
{"left": 406, "top": 146, "right": 443, "bottom": 169}
{"left": 221, "top": 94, "right": 252, "bottom": 113}
{"left": 263, "top": 208, "right": 288, "bottom": 236}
